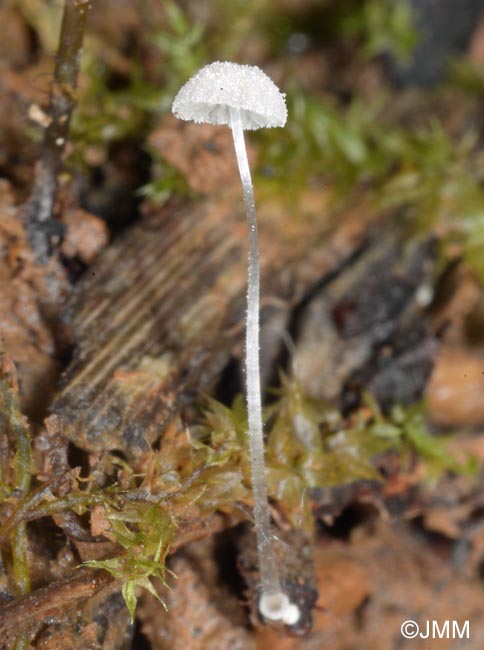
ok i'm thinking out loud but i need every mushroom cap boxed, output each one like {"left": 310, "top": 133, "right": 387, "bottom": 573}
{"left": 172, "top": 61, "right": 287, "bottom": 130}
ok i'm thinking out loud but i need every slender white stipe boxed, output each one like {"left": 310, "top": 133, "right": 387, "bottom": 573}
{"left": 173, "top": 62, "right": 301, "bottom": 624}
{"left": 229, "top": 104, "right": 280, "bottom": 597}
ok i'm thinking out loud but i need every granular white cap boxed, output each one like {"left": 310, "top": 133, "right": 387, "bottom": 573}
{"left": 172, "top": 61, "right": 287, "bottom": 130}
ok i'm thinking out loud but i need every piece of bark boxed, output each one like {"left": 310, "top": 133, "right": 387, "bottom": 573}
{"left": 53, "top": 190, "right": 374, "bottom": 456}
{"left": 291, "top": 225, "right": 437, "bottom": 410}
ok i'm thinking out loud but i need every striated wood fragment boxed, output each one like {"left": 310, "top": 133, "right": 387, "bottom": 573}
{"left": 52, "top": 191, "right": 373, "bottom": 456}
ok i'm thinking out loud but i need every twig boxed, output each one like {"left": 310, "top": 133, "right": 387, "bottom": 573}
{"left": 0, "top": 568, "right": 112, "bottom": 645}
{"left": 0, "top": 463, "right": 208, "bottom": 541}
{"left": 0, "top": 513, "right": 236, "bottom": 644}
{"left": 26, "top": 0, "right": 92, "bottom": 263}
{"left": 0, "top": 472, "right": 82, "bottom": 542}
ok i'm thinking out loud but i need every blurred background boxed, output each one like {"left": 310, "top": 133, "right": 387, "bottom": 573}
{"left": 2, "top": 1, "right": 484, "bottom": 649}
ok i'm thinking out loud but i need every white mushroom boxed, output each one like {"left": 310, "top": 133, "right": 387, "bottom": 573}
{"left": 173, "top": 62, "right": 299, "bottom": 625}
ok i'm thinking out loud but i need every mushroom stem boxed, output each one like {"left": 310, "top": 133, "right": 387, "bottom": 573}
{"left": 173, "top": 62, "right": 297, "bottom": 624}
{"left": 229, "top": 106, "right": 280, "bottom": 597}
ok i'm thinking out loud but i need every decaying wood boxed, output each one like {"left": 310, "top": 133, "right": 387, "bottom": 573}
{"left": 292, "top": 228, "right": 437, "bottom": 409}
{"left": 40, "top": 191, "right": 438, "bottom": 646}
{"left": 53, "top": 190, "right": 374, "bottom": 456}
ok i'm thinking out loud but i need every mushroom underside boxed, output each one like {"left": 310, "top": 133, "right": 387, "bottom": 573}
{"left": 173, "top": 103, "right": 277, "bottom": 130}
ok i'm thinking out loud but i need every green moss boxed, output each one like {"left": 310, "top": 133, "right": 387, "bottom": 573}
{"left": 194, "top": 379, "right": 475, "bottom": 535}
{"left": 256, "top": 92, "right": 392, "bottom": 195}
{"left": 70, "top": 56, "right": 161, "bottom": 165}
{"left": 257, "top": 86, "right": 484, "bottom": 282}
{"left": 84, "top": 504, "right": 174, "bottom": 622}
{"left": 340, "top": 0, "right": 417, "bottom": 62}
{"left": 450, "top": 58, "right": 484, "bottom": 96}
{"left": 77, "top": 382, "right": 475, "bottom": 616}
{"left": 138, "top": 157, "right": 193, "bottom": 207}
{"left": 0, "top": 357, "right": 476, "bottom": 622}
{"left": 388, "top": 401, "right": 478, "bottom": 478}
{"left": 150, "top": 0, "right": 209, "bottom": 110}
